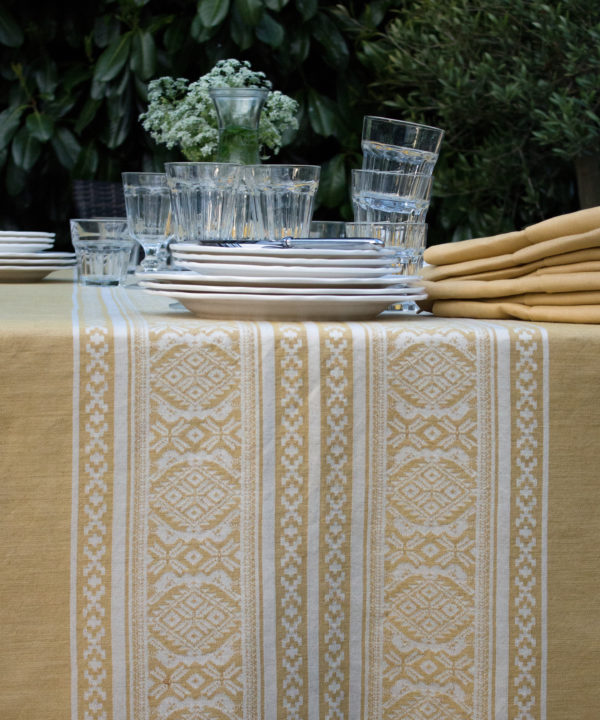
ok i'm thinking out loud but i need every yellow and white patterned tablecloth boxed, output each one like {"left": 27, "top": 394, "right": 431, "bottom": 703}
{"left": 1, "top": 272, "right": 599, "bottom": 720}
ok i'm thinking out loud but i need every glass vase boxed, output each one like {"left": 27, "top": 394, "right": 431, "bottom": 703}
{"left": 209, "top": 87, "right": 268, "bottom": 165}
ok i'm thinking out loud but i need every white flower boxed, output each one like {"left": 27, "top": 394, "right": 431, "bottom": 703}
{"left": 139, "top": 59, "right": 299, "bottom": 160}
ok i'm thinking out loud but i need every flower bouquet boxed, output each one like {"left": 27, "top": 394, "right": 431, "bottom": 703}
{"left": 139, "top": 59, "right": 299, "bottom": 163}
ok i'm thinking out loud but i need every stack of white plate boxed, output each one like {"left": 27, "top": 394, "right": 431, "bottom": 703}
{"left": 136, "top": 240, "right": 426, "bottom": 320}
{"left": 0, "top": 231, "right": 76, "bottom": 282}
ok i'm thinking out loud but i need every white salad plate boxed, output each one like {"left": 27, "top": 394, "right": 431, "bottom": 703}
{"left": 0, "top": 231, "right": 55, "bottom": 238}
{"left": 171, "top": 251, "right": 396, "bottom": 268}
{"left": 139, "top": 279, "right": 425, "bottom": 297}
{"left": 0, "top": 257, "right": 76, "bottom": 266}
{"left": 170, "top": 242, "right": 397, "bottom": 260}
{"left": 0, "top": 266, "right": 73, "bottom": 282}
{"left": 174, "top": 260, "right": 394, "bottom": 278}
{"left": 136, "top": 270, "right": 421, "bottom": 288}
{"left": 147, "top": 289, "right": 427, "bottom": 321}
{"left": 0, "top": 242, "right": 54, "bottom": 252}
{"left": 0, "top": 251, "right": 74, "bottom": 260}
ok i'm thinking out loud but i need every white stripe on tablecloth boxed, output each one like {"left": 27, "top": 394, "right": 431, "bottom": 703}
{"left": 102, "top": 287, "right": 130, "bottom": 720}
{"left": 540, "top": 329, "right": 549, "bottom": 720}
{"left": 70, "top": 283, "right": 80, "bottom": 720}
{"left": 494, "top": 324, "right": 512, "bottom": 720}
{"left": 348, "top": 323, "right": 368, "bottom": 720}
{"left": 259, "top": 322, "right": 277, "bottom": 720}
{"left": 305, "top": 321, "right": 321, "bottom": 720}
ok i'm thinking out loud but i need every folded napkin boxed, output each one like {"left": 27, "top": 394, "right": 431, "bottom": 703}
{"left": 420, "top": 207, "right": 600, "bottom": 323}
{"left": 424, "top": 206, "right": 600, "bottom": 266}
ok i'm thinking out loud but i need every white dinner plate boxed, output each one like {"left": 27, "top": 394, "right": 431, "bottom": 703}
{"left": 0, "top": 265, "right": 73, "bottom": 282}
{"left": 0, "top": 251, "right": 74, "bottom": 260}
{"left": 170, "top": 242, "right": 397, "bottom": 260}
{"left": 171, "top": 251, "right": 396, "bottom": 268}
{"left": 147, "top": 289, "right": 427, "bottom": 321}
{"left": 136, "top": 270, "right": 421, "bottom": 288}
{"left": 0, "top": 242, "right": 54, "bottom": 253}
{"left": 0, "top": 257, "right": 76, "bottom": 266}
{"left": 0, "top": 231, "right": 55, "bottom": 238}
{"left": 174, "top": 260, "right": 394, "bottom": 278}
{"left": 139, "top": 279, "right": 425, "bottom": 297}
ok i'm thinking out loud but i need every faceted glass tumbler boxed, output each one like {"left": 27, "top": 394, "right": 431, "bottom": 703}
{"left": 361, "top": 116, "right": 444, "bottom": 174}
{"left": 70, "top": 217, "right": 134, "bottom": 286}
{"left": 165, "top": 162, "right": 240, "bottom": 244}
{"left": 246, "top": 164, "right": 320, "bottom": 241}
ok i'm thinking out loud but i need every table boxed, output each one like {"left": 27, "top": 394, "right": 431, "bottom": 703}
{"left": 1, "top": 271, "right": 599, "bottom": 720}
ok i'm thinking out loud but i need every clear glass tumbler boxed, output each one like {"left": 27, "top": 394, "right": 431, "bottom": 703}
{"left": 70, "top": 217, "right": 133, "bottom": 286}
{"left": 164, "top": 162, "right": 240, "bottom": 244}
{"left": 346, "top": 220, "right": 427, "bottom": 311}
{"left": 361, "top": 116, "right": 444, "bottom": 174}
{"left": 122, "top": 172, "right": 174, "bottom": 272}
{"left": 351, "top": 169, "right": 433, "bottom": 223}
{"left": 246, "top": 164, "right": 320, "bottom": 241}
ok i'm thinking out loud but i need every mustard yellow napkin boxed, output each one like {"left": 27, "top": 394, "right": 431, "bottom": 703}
{"left": 422, "top": 229, "right": 600, "bottom": 281}
{"left": 424, "top": 206, "right": 600, "bottom": 266}
{"left": 429, "top": 300, "right": 600, "bottom": 323}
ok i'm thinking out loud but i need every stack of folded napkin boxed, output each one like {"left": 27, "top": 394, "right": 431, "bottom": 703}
{"left": 419, "top": 206, "right": 600, "bottom": 322}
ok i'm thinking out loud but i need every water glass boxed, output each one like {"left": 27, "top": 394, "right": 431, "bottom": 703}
{"left": 70, "top": 218, "right": 133, "bottom": 286}
{"left": 309, "top": 220, "right": 346, "bottom": 238}
{"left": 346, "top": 221, "right": 427, "bottom": 311}
{"left": 351, "top": 169, "right": 433, "bottom": 223}
{"left": 361, "top": 116, "right": 444, "bottom": 174}
{"left": 229, "top": 166, "right": 265, "bottom": 242}
{"left": 246, "top": 165, "right": 320, "bottom": 241}
{"left": 165, "top": 162, "right": 240, "bottom": 244}
{"left": 122, "top": 172, "right": 173, "bottom": 271}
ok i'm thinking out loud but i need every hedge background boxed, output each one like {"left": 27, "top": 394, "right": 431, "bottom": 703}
{"left": 1, "top": 0, "right": 598, "bottom": 250}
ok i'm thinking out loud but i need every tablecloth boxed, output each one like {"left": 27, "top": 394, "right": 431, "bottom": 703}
{"left": 1, "top": 271, "right": 599, "bottom": 719}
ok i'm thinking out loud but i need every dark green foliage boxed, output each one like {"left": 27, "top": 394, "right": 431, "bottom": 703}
{"left": 358, "top": 0, "right": 600, "bottom": 242}
{"left": 0, "top": 0, "right": 393, "bottom": 248}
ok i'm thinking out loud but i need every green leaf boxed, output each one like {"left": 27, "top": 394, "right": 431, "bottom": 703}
{"left": 307, "top": 89, "right": 338, "bottom": 137}
{"left": 0, "top": 7, "right": 23, "bottom": 47}
{"left": 51, "top": 127, "right": 82, "bottom": 170}
{"left": 256, "top": 12, "right": 285, "bottom": 47}
{"left": 317, "top": 153, "right": 347, "bottom": 208}
{"left": 26, "top": 112, "right": 54, "bottom": 142}
{"left": 197, "top": 0, "right": 230, "bottom": 28}
{"left": 74, "top": 98, "right": 102, "bottom": 134}
{"left": 93, "top": 32, "right": 133, "bottom": 83}
{"left": 265, "top": 0, "right": 288, "bottom": 10}
{"left": 11, "top": 126, "right": 42, "bottom": 171}
{"left": 0, "top": 106, "right": 24, "bottom": 150}
{"left": 93, "top": 15, "right": 121, "bottom": 49}
{"left": 72, "top": 143, "right": 99, "bottom": 179}
{"left": 102, "top": 95, "right": 132, "bottom": 149}
{"left": 234, "top": 0, "right": 263, "bottom": 26}
{"left": 289, "top": 28, "right": 310, "bottom": 63}
{"left": 311, "top": 13, "right": 349, "bottom": 69}
{"left": 231, "top": 8, "right": 255, "bottom": 49}
{"left": 130, "top": 30, "right": 156, "bottom": 80}
{"left": 295, "top": 0, "right": 317, "bottom": 21}
{"left": 34, "top": 62, "right": 59, "bottom": 96}
{"left": 5, "top": 157, "right": 26, "bottom": 196}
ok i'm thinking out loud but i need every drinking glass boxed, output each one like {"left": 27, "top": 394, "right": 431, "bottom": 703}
{"left": 165, "top": 162, "right": 240, "bottom": 244}
{"left": 346, "top": 221, "right": 427, "bottom": 311}
{"left": 70, "top": 218, "right": 133, "bottom": 286}
{"left": 122, "top": 172, "right": 174, "bottom": 271}
{"left": 361, "top": 116, "right": 444, "bottom": 174}
{"left": 351, "top": 169, "right": 433, "bottom": 223}
{"left": 309, "top": 220, "right": 346, "bottom": 238}
{"left": 246, "top": 165, "right": 320, "bottom": 241}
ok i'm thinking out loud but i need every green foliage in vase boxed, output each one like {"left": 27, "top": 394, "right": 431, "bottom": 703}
{"left": 139, "top": 59, "right": 299, "bottom": 161}
{"left": 357, "top": 0, "right": 600, "bottom": 241}
{"left": 0, "top": 0, "right": 394, "bottom": 247}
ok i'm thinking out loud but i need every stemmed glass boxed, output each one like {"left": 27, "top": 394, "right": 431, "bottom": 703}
{"left": 122, "top": 172, "right": 174, "bottom": 272}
